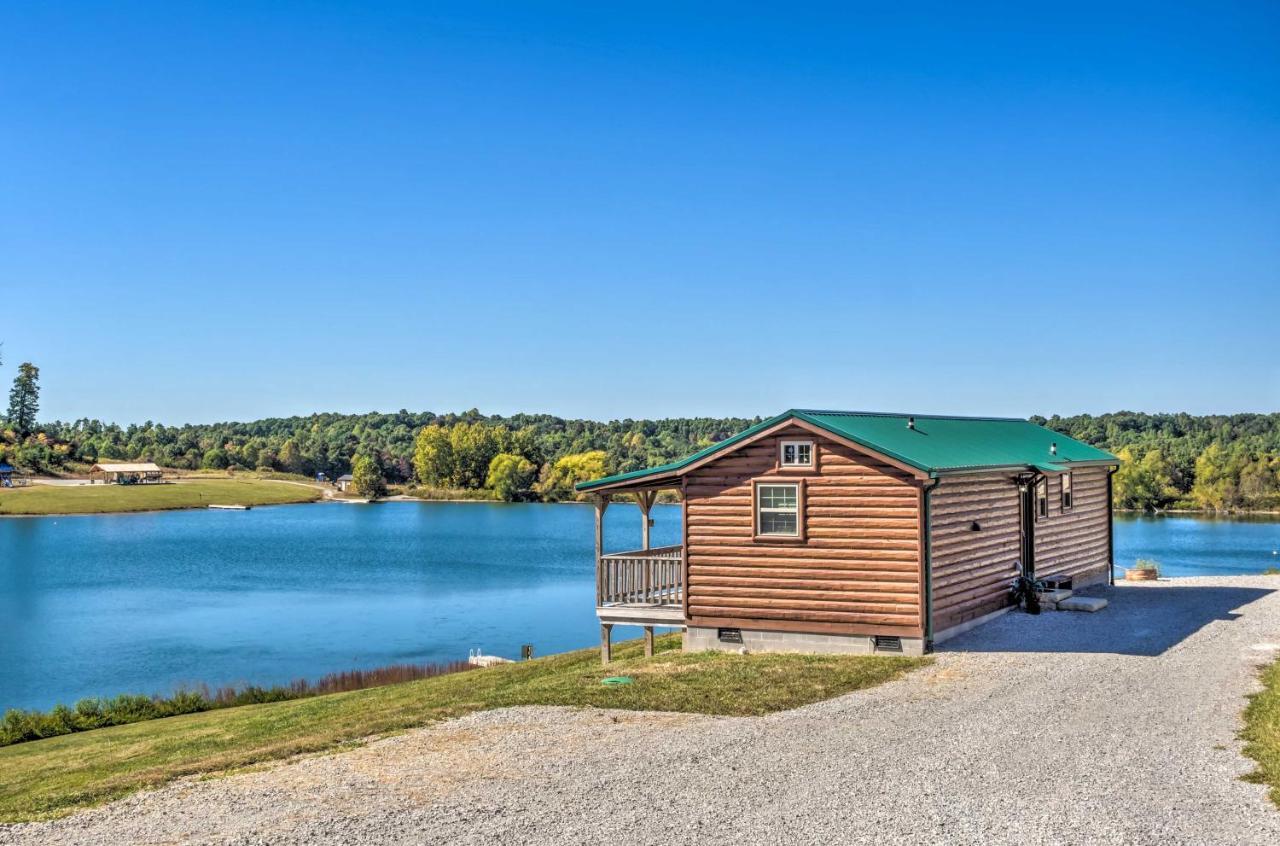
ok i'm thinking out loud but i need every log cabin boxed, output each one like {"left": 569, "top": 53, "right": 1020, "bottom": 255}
{"left": 576, "top": 410, "right": 1119, "bottom": 661}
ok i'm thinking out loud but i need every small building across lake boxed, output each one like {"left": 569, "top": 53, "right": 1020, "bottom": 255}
{"left": 577, "top": 409, "right": 1119, "bottom": 661}
{"left": 89, "top": 462, "right": 164, "bottom": 484}
{"left": 335, "top": 474, "right": 354, "bottom": 493}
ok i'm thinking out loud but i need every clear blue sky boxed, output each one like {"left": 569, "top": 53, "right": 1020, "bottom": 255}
{"left": 2, "top": 2, "right": 1276, "bottom": 424}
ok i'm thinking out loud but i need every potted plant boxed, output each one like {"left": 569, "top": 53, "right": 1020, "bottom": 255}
{"left": 1125, "top": 559, "right": 1160, "bottom": 581}
{"left": 1010, "top": 571, "right": 1045, "bottom": 614}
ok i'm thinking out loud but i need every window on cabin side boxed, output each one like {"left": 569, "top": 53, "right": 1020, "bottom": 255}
{"left": 1035, "top": 478, "right": 1048, "bottom": 520}
{"left": 757, "top": 484, "right": 799, "bottom": 536}
{"left": 780, "top": 440, "right": 813, "bottom": 467}
{"left": 1062, "top": 472, "right": 1074, "bottom": 511}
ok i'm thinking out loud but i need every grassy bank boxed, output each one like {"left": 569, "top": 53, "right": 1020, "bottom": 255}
{"left": 0, "top": 479, "right": 320, "bottom": 516}
{"left": 0, "top": 635, "right": 928, "bottom": 822}
{"left": 2, "top": 659, "right": 474, "bottom": 747}
{"left": 1243, "top": 656, "right": 1280, "bottom": 806}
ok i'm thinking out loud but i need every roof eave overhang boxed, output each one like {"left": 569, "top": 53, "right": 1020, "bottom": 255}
{"left": 929, "top": 458, "right": 1121, "bottom": 478}
{"left": 576, "top": 472, "right": 683, "bottom": 495}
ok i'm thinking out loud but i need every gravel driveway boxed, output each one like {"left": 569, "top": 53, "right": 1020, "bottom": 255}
{"left": 4, "top": 575, "right": 1279, "bottom": 846}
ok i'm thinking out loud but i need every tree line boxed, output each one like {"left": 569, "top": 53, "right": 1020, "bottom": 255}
{"left": 11, "top": 403, "right": 755, "bottom": 501}
{"left": 2, "top": 360, "right": 1278, "bottom": 510}
{"left": 1033, "top": 412, "right": 1280, "bottom": 511}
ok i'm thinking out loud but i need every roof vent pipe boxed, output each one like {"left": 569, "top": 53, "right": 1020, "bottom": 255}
{"left": 907, "top": 417, "right": 915, "bottom": 430}
{"left": 1050, "top": 442, "right": 1058, "bottom": 455}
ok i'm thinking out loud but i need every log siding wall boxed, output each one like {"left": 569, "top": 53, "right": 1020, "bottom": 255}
{"left": 1033, "top": 467, "right": 1111, "bottom": 586}
{"left": 929, "top": 467, "right": 1113, "bottom": 635}
{"left": 684, "top": 426, "right": 924, "bottom": 637}
{"left": 929, "top": 473, "right": 1021, "bottom": 633}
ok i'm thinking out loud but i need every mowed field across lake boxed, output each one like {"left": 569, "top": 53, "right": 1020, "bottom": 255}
{"left": 0, "top": 479, "right": 320, "bottom": 515}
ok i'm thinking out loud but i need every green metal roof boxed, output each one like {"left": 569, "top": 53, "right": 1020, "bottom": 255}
{"left": 576, "top": 409, "right": 1118, "bottom": 491}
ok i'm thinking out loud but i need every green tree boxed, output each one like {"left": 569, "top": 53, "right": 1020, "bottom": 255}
{"left": 448, "top": 422, "right": 504, "bottom": 488}
{"left": 1239, "top": 455, "right": 1280, "bottom": 509}
{"left": 1112, "top": 447, "right": 1177, "bottom": 511}
{"left": 412, "top": 425, "right": 453, "bottom": 486}
{"left": 351, "top": 453, "right": 387, "bottom": 498}
{"left": 278, "top": 439, "right": 305, "bottom": 475}
{"left": 1191, "top": 443, "right": 1244, "bottom": 511}
{"left": 255, "top": 448, "right": 278, "bottom": 471}
{"left": 200, "top": 447, "right": 230, "bottom": 470}
{"left": 536, "top": 450, "right": 608, "bottom": 501}
{"left": 6, "top": 362, "right": 39, "bottom": 437}
{"left": 485, "top": 452, "right": 537, "bottom": 501}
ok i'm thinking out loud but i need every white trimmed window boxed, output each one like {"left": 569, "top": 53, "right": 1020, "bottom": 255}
{"left": 779, "top": 440, "right": 813, "bottom": 467}
{"left": 1035, "top": 478, "right": 1049, "bottom": 520}
{"left": 757, "top": 483, "right": 800, "bottom": 536}
{"left": 1061, "top": 472, "right": 1074, "bottom": 511}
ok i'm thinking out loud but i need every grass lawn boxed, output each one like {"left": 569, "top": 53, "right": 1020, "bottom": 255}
{"left": 0, "top": 479, "right": 320, "bottom": 515}
{"left": 0, "top": 635, "right": 929, "bottom": 822}
{"left": 1243, "top": 655, "right": 1280, "bottom": 806}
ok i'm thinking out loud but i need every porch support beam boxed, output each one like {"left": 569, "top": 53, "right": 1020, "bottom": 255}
{"left": 635, "top": 490, "right": 656, "bottom": 551}
{"left": 601, "top": 623, "right": 613, "bottom": 665}
{"left": 594, "top": 494, "right": 611, "bottom": 608}
{"left": 593, "top": 493, "right": 611, "bottom": 561}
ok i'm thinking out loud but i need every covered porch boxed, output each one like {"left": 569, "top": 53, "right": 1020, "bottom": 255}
{"left": 590, "top": 474, "right": 685, "bottom": 664}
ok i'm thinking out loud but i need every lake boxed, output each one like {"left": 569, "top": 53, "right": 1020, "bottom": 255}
{"left": 1, "top": 503, "right": 1277, "bottom": 711}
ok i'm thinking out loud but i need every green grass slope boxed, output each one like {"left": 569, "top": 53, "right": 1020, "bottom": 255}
{"left": 0, "top": 635, "right": 928, "bottom": 822}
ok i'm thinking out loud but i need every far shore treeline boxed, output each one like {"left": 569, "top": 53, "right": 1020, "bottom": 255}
{"left": 0, "top": 358, "right": 1277, "bottom": 510}
{"left": 0, "top": 408, "right": 1277, "bottom": 513}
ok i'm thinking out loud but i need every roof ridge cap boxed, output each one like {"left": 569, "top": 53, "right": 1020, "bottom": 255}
{"left": 791, "top": 409, "right": 1027, "bottom": 423}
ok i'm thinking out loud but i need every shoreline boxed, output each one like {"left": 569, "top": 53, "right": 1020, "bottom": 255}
{"left": 3, "top": 490, "right": 1274, "bottom": 519}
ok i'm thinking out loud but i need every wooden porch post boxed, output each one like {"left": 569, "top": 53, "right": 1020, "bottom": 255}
{"left": 635, "top": 490, "right": 656, "bottom": 551}
{"left": 601, "top": 623, "right": 613, "bottom": 664}
{"left": 593, "top": 494, "right": 611, "bottom": 562}
{"left": 635, "top": 490, "right": 656, "bottom": 604}
{"left": 643, "top": 625, "right": 654, "bottom": 658}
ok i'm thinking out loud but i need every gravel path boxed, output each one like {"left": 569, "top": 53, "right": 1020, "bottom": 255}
{"left": 4, "top": 575, "right": 1279, "bottom": 846}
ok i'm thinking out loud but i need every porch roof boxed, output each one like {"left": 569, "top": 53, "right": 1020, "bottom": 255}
{"left": 576, "top": 409, "right": 1119, "bottom": 492}
{"left": 90, "top": 462, "right": 163, "bottom": 473}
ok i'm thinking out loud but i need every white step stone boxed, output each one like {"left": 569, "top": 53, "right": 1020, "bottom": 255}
{"left": 1058, "top": 595, "right": 1108, "bottom": 613}
{"left": 1037, "top": 589, "right": 1073, "bottom": 603}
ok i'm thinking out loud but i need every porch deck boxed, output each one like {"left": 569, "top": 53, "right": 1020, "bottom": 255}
{"left": 596, "top": 544, "right": 685, "bottom": 627}
{"left": 589, "top": 489, "right": 687, "bottom": 662}
{"left": 594, "top": 541, "right": 686, "bottom": 662}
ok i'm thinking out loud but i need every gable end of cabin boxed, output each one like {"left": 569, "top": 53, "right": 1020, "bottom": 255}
{"left": 681, "top": 423, "right": 929, "bottom": 656}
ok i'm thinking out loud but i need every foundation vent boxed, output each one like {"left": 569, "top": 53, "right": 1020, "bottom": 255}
{"left": 873, "top": 635, "right": 902, "bottom": 652}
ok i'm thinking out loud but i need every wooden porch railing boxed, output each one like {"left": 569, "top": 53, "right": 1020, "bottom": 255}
{"left": 597, "top": 545, "right": 684, "bottom": 607}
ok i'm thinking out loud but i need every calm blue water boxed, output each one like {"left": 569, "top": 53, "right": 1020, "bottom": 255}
{"left": 1, "top": 504, "right": 1277, "bottom": 711}
{"left": 0, "top": 501, "right": 679, "bottom": 711}
{"left": 1113, "top": 513, "right": 1280, "bottom": 578}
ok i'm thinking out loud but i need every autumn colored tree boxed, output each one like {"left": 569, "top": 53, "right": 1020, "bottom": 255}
{"left": 412, "top": 425, "right": 453, "bottom": 486}
{"left": 536, "top": 450, "right": 608, "bottom": 501}
{"left": 485, "top": 452, "right": 537, "bottom": 501}
{"left": 351, "top": 453, "right": 387, "bottom": 498}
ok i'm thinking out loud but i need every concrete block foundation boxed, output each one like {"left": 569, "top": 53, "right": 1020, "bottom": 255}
{"left": 684, "top": 626, "right": 926, "bottom": 657}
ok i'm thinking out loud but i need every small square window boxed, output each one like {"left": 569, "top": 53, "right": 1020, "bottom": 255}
{"left": 1061, "top": 472, "right": 1073, "bottom": 511}
{"left": 757, "top": 483, "right": 801, "bottom": 537}
{"left": 780, "top": 440, "right": 813, "bottom": 467}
